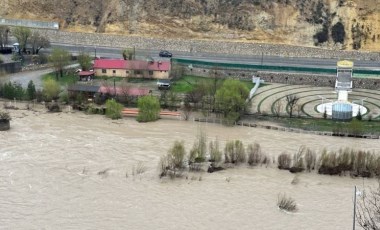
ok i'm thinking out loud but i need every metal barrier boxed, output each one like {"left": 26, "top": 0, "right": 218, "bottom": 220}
{"left": 0, "top": 18, "right": 59, "bottom": 30}
{"left": 172, "top": 58, "right": 380, "bottom": 76}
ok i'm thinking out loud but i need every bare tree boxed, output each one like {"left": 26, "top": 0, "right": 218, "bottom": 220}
{"left": 356, "top": 182, "right": 380, "bottom": 230}
{"left": 286, "top": 94, "right": 299, "bottom": 118}
{"left": 273, "top": 99, "right": 284, "bottom": 118}
{"left": 0, "top": 26, "right": 10, "bottom": 48}
{"left": 30, "top": 31, "right": 50, "bottom": 54}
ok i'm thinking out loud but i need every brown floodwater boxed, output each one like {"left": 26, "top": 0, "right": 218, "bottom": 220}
{"left": 0, "top": 105, "right": 378, "bottom": 229}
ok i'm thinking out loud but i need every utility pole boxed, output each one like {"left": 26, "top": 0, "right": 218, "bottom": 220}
{"left": 353, "top": 185, "right": 357, "bottom": 230}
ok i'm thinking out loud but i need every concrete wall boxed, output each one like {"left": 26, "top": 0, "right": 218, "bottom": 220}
{"left": 0, "top": 62, "right": 22, "bottom": 75}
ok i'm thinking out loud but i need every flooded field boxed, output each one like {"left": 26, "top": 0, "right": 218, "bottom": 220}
{"left": 0, "top": 106, "right": 378, "bottom": 229}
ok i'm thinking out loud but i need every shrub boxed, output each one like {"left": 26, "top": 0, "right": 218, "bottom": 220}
{"left": 188, "top": 130, "right": 207, "bottom": 166}
{"left": 290, "top": 146, "right": 306, "bottom": 173}
{"left": 209, "top": 138, "right": 222, "bottom": 164}
{"left": 43, "top": 78, "right": 60, "bottom": 101}
{"left": 137, "top": 95, "right": 160, "bottom": 122}
{"left": 305, "top": 148, "right": 316, "bottom": 172}
{"left": 278, "top": 153, "right": 291, "bottom": 170}
{"left": 27, "top": 80, "right": 36, "bottom": 100}
{"left": 277, "top": 193, "right": 297, "bottom": 212}
{"left": 247, "top": 143, "right": 263, "bottom": 166}
{"left": 332, "top": 21, "right": 346, "bottom": 44}
{"left": 0, "top": 81, "right": 25, "bottom": 100}
{"left": 159, "top": 140, "right": 187, "bottom": 179}
{"left": 0, "top": 111, "right": 11, "bottom": 121}
{"left": 224, "top": 140, "right": 246, "bottom": 164}
{"left": 105, "top": 99, "right": 123, "bottom": 119}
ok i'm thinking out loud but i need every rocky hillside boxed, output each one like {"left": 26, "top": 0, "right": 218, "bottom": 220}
{"left": 1, "top": 0, "right": 380, "bottom": 51}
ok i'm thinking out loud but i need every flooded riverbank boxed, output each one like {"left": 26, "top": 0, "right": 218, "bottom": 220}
{"left": 0, "top": 107, "right": 378, "bottom": 229}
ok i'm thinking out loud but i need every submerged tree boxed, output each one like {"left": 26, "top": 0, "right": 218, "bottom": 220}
{"left": 356, "top": 183, "right": 380, "bottom": 230}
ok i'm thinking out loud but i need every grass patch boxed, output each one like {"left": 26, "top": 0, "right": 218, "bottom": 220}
{"left": 171, "top": 75, "right": 256, "bottom": 93}
{"left": 42, "top": 72, "right": 78, "bottom": 86}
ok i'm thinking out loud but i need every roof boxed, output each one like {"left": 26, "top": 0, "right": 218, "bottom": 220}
{"left": 94, "top": 59, "right": 126, "bottom": 69}
{"left": 94, "top": 59, "right": 171, "bottom": 71}
{"left": 98, "top": 86, "right": 150, "bottom": 96}
{"left": 79, "top": 71, "right": 95, "bottom": 76}
{"left": 68, "top": 84, "right": 100, "bottom": 93}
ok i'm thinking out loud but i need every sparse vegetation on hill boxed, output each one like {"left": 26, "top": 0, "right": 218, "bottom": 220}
{"left": 2, "top": 0, "right": 380, "bottom": 50}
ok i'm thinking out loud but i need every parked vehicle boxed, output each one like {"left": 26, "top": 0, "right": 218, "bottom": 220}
{"left": 159, "top": 50, "right": 173, "bottom": 58}
{"left": 157, "top": 79, "right": 171, "bottom": 90}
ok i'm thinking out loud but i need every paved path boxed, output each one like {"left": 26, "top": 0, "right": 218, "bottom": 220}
{"left": 0, "top": 68, "right": 53, "bottom": 90}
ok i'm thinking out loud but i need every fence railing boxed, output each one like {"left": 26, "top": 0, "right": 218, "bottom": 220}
{"left": 173, "top": 58, "right": 380, "bottom": 76}
{"left": 0, "top": 18, "right": 59, "bottom": 30}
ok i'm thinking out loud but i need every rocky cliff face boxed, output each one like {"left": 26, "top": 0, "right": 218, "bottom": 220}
{"left": 1, "top": 0, "right": 380, "bottom": 51}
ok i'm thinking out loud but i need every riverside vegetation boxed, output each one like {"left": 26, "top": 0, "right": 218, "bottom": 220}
{"left": 158, "top": 132, "right": 380, "bottom": 180}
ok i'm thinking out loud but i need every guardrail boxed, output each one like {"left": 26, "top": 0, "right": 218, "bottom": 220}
{"left": 0, "top": 18, "right": 59, "bottom": 30}
{"left": 172, "top": 58, "right": 380, "bottom": 76}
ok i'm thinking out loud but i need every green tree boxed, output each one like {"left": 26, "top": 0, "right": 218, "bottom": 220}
{"left": 122, "top": 48, "right": 134, "bottom": 60}
{"left": 105, "top": 99, "right": 123, "bottom": 119}
{"left": 1, "top": 81, "right": 25, "bottom": 100}
{"left": 137, "top": 95, "right": 160, "bottom": 122}
{"left": 27, "top": 80, "right": 36, "bottom": 100}
{"left": 215, "top": 79, "right": 249, "bottom": 123}
{"left": 29, "top": 31, "right": 50, "bottom": 54}
{"left": 49, "top": 48, "right": 70, "bottom": 79}
{"left": 43, "top": 78, "right": 60, "bottom": 101}
{"left": 0, "top": 25, "right": 10, "bottom": 48}
{"left": 77, "top": 52, "right": 92, "bottom": 71}
{"left": 12, "top": 26, "right": 32, "bottom": 53}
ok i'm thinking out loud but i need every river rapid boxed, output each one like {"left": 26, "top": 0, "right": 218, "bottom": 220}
{"left": 0, "top": 106, "right": 378, "bottom": 230}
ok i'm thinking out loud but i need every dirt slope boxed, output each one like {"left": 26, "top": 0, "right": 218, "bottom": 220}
{"left": 1, "top": 0, "right": 380, "bottom": 51}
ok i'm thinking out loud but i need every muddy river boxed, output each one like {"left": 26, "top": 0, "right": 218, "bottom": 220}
{"left": 0, "top": 105, "right": 378, "bottom": 229}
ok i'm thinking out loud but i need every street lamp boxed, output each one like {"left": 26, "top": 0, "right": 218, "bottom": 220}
{"left": 353, "top": 186, "right": 362, "bottom": 230}
{"left": 317, "top": 95, "right": 325, "bottom": 111}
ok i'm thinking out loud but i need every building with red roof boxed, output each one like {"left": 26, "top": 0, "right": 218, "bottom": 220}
{"left": 93, "top": 59, "right": 171, "bottom": 79}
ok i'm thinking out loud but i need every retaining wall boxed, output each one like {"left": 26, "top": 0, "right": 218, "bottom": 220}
{"left": 0, "top": 62, "right": 22, "bottom": 75}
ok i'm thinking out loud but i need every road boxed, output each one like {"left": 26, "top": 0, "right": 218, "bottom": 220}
{"left": 48, "top": 43, "right": 380, "bottom": 70}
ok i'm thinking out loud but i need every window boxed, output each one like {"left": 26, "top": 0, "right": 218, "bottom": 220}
{"left": 102, "top": 69, "right": 106, "bottom": 74}
{"left": 112, "top": 70, "right": 116, "bottom": 74}
{"left": 149, "top": 71, "right": 153, "bottom": 75}
{"left": 135, "top": 70, "right": 141, "bottom": 75}
{"left": 126, "top": 71, "right": 130, "bottom": 74}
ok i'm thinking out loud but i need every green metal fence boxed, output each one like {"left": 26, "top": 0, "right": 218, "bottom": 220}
{"left": 172, "top": 58, "right": 380, "bottom": 76}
